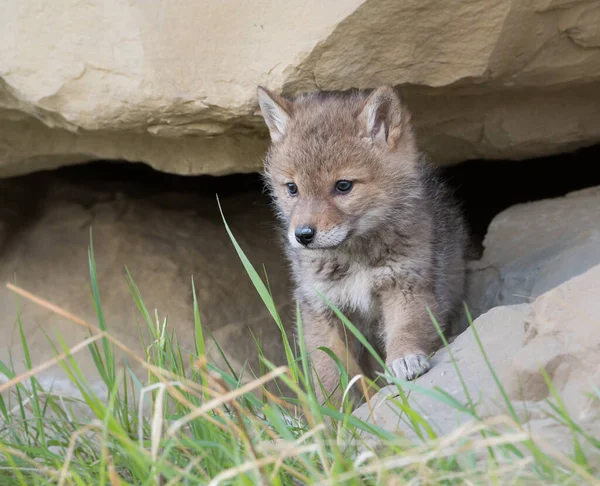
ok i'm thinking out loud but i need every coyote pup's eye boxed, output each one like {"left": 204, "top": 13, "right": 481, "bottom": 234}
{"left": 335, "top": 180, "right": 353, "bottom": 194}
{"left": 286, "top": 182, "right": 298, "bottom": 196}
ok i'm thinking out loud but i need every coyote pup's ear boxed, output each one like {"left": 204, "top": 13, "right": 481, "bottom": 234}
{"left": 359, "top": 86, "right": 405, "bottom": 149}
{"left": 257, "top": 86, "right": 292, "bottom": 143}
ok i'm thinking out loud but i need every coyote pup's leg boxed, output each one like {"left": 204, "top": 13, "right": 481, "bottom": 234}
{"left": 301, "top": 305, "right": 368, "bottom": 406}
{"left": 379, "top": 288, "right": 442, "bottom": 381}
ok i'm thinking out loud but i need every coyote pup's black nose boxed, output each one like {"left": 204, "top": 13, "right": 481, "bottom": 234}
{"left": 295, "top": 226, "right": 315, "bottom": 246}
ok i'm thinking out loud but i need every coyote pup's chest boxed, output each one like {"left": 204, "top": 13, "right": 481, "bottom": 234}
{"left": 303, "top": 257, "right": 393, "bottom": 316}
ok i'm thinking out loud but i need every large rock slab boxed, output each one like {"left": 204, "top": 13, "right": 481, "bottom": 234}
{"left": 2, "top": 0, "right": 600, "bottom": 177}
{"left": 467, "top": 186, "right": 600, "bottom": 321}
{"left": 354, "top": 303, "right": 529, "bottom": 437}
{"left": 355, "top": 264, "right": 600, "bottom": 459}
{"left": 0, "top": 171, "right": 292, "bottom": 399}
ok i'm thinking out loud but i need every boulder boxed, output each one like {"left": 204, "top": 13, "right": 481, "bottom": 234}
{"left": 2, "top": 0, "right": 600, "bottom": 177}
{"left": 355, "top": 265, "right": 600, "bottom": 459}
{"left": 0, "top": 171, "right": 292, "bottom": 400}
{"left": 467, "top": 186, "right": 600, "bottom": 322}
{"left": 354, "top": 303, "right": 529, "bottom": 439}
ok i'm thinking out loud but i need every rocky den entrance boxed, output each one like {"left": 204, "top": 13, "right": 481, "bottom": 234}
{"left": 1, "top": 144, "right": 599, "bottom": 417}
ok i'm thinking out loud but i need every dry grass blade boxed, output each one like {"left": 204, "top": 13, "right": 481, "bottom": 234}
{"left": 7, "top": 282, "right": 222, "bottom": 398}
{"left": 316, "top": 418, "right": 532, "bottom": 485}
{"left": 207, "top": 444, "right": 320, "bottom": 486}
{"left": 138, "top": 382, "right": 181, "bottom": 449}
{"left": 0, "top": 334, "right": 104, "bottom": 394}
{"left": 434, "top": 457, "right": 534, "bottom": 484}
{"left": 108, "top": 454, "right": 123, "bottom": 486}
{"left": 167, "top": 366, "right": 288, "bottom": 436}
{"left": 58, "top": 420, "right": 103, "bottom": 486}
{"left": 151, "top": 384, "right": 166, "bottom": 462}
{"left": 6, "top": 283, "right": 95, "bottom": 331}
{"left": 0, "top": 444, "right": 60, "bottom": 480}
{"left": 164, "top": 455, "right": 208, "bottom": 486}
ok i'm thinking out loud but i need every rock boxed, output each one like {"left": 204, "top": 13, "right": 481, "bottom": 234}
{"left": 2, "top": 0, "right": 600, "bottom": 177}
{"left": 0, "top": 171, "right": 292, "bottom": 400}
{"left": 503, "top": 264, "right": 600, "bottom": 449}
{"left": 467, "top": 186, "right": 600, "bottom": 322}
{"left": 354, "top": 303, "right": 529, "bottom": 442}
{"left": 355, "top": 265, "right": 600, "bottom": 458}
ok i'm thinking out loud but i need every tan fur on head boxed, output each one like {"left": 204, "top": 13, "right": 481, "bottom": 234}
{"left": 257, "top": 86, "right": 420, "bottom": 250}
{"left": 257, "top": 85, "right": 470, "bottom": 409}
{"left": 358, "top": 86, "right": 409, "bottom": 149}
{"left": 257, "top": 87, "right": 293, "bottom": 142}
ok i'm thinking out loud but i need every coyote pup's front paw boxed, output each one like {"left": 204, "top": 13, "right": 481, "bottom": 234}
{"left": 387, "top": 354, "right": 431, "bottom": 382}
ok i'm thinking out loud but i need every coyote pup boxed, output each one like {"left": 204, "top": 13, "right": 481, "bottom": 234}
{"left": 258, "top": 85, "right": 469, "bottom": 404}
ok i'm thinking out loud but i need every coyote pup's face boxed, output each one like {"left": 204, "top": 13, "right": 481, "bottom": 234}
{"left": 258, "top": 86, "right": 418, "bottom": 250}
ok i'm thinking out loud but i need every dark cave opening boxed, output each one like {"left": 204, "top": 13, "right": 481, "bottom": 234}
{"left": 2, "top": 144, "right": 600, "bottom": 247}
{"left": 439, "top": 144, "right": 600, "bottom": 241}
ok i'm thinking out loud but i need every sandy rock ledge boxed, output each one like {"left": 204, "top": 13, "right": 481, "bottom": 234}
{"left": 2, "top": 0, "right": 600, "bottom": 177}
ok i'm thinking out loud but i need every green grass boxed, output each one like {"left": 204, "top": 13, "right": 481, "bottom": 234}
{"left": 0, "top": 206, "right": 598, "bottom": 485}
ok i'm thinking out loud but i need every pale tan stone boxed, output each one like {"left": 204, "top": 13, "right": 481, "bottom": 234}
{"left": 2, "top": 0, "right": 600, "bottom": 177}
{"left": 467, "top": 186, "right": 600, "bottom": 322}
{"left": 354, "top": 265, "right": 600, "bottom": 459}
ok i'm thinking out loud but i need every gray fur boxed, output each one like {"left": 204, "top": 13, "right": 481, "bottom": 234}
{"left": 258, "top": 85, "right": 470, "bottom": 405}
